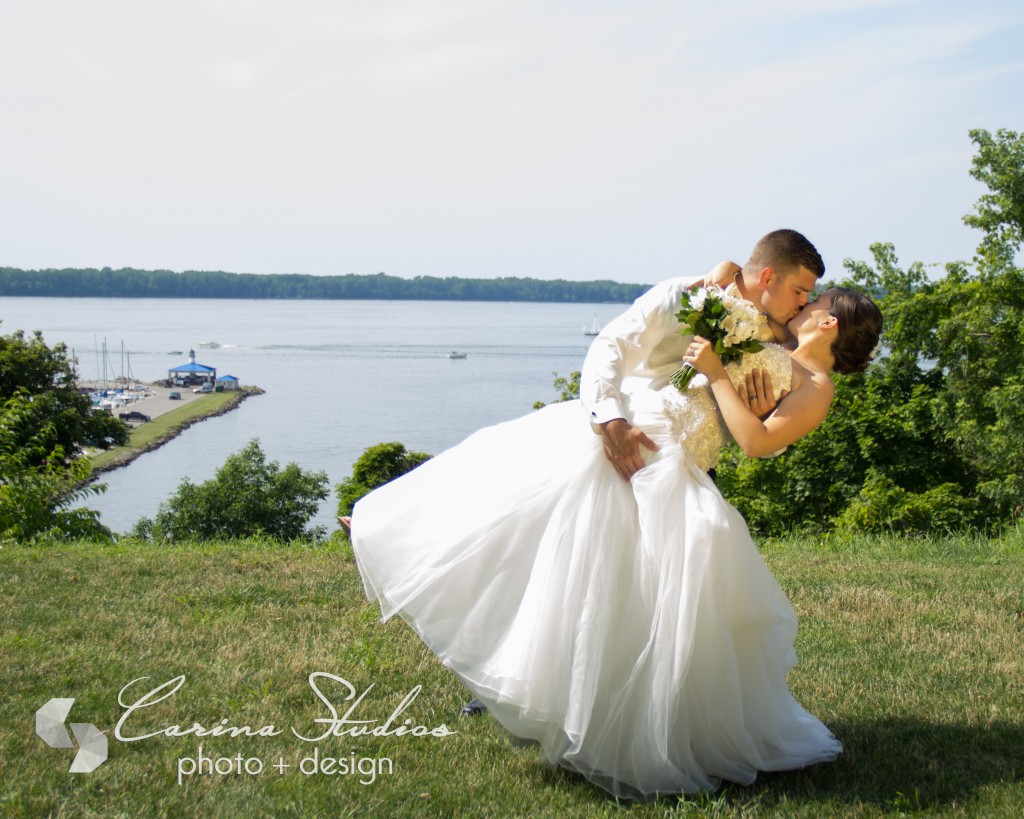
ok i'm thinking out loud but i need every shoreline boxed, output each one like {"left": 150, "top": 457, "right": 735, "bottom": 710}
{"left": 88, "top": 385, "right": 264, "bottom": 477}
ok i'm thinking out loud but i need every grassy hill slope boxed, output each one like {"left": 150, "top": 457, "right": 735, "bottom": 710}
{"left": 2, "top": 532, "right": 1022, "bottom": 817}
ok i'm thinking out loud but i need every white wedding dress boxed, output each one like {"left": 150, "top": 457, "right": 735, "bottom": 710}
{"left": 351, "top": 344, "right": 841, "bottom": 799}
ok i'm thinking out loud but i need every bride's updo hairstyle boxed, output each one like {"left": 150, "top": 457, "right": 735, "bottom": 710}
{"left": 829, "top": 288, "right": 883, "bottom": 374}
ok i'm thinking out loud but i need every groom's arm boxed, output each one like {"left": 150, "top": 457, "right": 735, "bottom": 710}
{"left": 581, "top": 262, "right": 754, "bottom": 480}
{"left": 581, "top": 274, "right": 709, "bottom": 481}
{"left": 580, "top": 273, "right": 712, "bottom": 424}
{"left": 596, "top": 419, "right": 658, "bottom": 483}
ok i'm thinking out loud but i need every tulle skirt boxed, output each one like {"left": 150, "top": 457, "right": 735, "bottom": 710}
{"left": 350, "top": 400, "right": 840, "bottom": 799}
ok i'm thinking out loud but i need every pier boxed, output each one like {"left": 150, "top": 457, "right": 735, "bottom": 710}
{"left": 88, "top": 384, "right": 264, "bottom": 475}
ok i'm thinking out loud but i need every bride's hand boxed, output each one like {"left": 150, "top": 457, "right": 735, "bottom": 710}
{"left": 683, "top": 336, "right": 726, "bottom": 379}
{"left": 702, "top": 261, "right": 741, "bottom": 288}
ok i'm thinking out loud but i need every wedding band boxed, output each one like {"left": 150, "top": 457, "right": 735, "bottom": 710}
{"left": 748, "top": 393, "right": 756, "bottom": 400}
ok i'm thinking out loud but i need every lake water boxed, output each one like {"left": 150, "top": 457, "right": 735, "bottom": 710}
{"left": 1, "top": 297, "right": 615, "bottom": 534}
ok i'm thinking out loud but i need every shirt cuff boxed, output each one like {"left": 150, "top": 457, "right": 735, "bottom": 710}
{"left": 584, "top": 398, "right": 626, "bottom": 425}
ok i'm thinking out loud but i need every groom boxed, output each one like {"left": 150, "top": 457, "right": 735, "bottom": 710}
{"left": 459, "top": 229, "right": 824, "bottom": 716}
{"left": 582, "top": 228, "right": 824, "bottom": 482}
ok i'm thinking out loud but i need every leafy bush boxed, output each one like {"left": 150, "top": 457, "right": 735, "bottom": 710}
{"left": 0, "top": 392, "right": 111, "bottom": 543}
{"left": 0, "top": 328, "right": 124, "bottom": 543}
{"left": 0, "top": 328, "right": 127, "bottom": 457}
{"left": 833, "top": 472, "right": 981, "bottom": 534}
{"left": 140, "top": 439, "right": 329, "bottom": 542}
{"left": 716, "top": 345, "right": 981, "bottom": 535}
{"left": 335, "top": 442, "right": 432, "bottom": 522}
{"left": 532, "top": 371, "right": 581, "bottom": 409}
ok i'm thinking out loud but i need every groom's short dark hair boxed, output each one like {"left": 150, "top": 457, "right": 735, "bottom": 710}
{"left": 749, "top": 229, "right": 825, "bottom": 278}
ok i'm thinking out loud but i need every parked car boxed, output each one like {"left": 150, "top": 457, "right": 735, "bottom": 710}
{"left": 168, "top": 390, "right": 181, "bottom": 400}
{"left": 119, "top": 410, "right": 151, "bottom": 422}
{"left": 193, "top": 383, "right": 213, "bottom": 394}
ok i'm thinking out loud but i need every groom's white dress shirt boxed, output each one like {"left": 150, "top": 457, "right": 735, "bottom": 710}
{"left": 580, "top": 277, "right": 774, "bottom": 425}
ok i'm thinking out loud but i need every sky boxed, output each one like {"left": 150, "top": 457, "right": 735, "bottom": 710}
{"left": 1, "top": 0, "right": 1021, "bottom": 285}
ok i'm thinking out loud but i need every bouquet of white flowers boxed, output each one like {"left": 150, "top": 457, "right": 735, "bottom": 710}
{"left": 669, "top": 285, "right": 765, "bottom": 391}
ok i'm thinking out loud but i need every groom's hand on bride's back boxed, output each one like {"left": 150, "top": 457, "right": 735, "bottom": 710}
{"left": 598, "top": 419, "right": 659, "bottom": 482}
{"left": 739, "top": 369, "right": 788, "bottom": 419}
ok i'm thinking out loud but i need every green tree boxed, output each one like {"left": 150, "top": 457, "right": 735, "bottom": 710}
{"left": 335, "top": 442, "right": 432, "bottom": 523}
{"left": 0, "top": 392, "right": 111, "bottom": 543}
{"left": 0, "top": 329, "right": 128, "bottom": 458}
{"left": 718, "top": 129, "right": 1024, "bottom": 533}
{"left": 716, "top": 331, "right": 980, "bottom": 535}
{"left": 964, "top": 127, "right": 1024, "bottom": 269}
{"left": 947, "top": 128, "right": 1024, "bottom": 518}
{"left": 532, "top": 371, "right": 581, "bottom": 409}
{"left": 145, "top": 439, "right": 329, "bottom": 542}
{"left": 0, "top": 328, "right": 122, "bottom": 544}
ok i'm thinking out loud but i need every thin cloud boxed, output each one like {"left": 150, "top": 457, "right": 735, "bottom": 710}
{"left": 0, "top": 0, "right": 1019, "bottom": 280}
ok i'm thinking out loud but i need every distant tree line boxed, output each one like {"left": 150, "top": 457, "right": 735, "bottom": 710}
{"left": 0, "top": 267, "right": 648, "bottom": 304}
{"left": 10, "top": 127, "right": 1022, "bottom": 543}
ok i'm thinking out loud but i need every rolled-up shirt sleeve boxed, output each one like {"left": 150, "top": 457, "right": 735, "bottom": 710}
{"left": 580, "top": 275, "right": 700, "bottom": 424}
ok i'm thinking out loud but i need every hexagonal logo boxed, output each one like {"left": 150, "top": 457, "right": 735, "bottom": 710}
{"left": 35, "top": 698, "right": 108, "bottom": 772}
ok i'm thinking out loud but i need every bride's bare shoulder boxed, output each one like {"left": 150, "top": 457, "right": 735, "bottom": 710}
{"left": 788, "top": 357, "right": 834, "bottom": 402}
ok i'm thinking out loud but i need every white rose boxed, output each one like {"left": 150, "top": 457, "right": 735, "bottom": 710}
{"left": 736, "top": 312, "right": 759, "bottom": 341}
{"left": 690, "top": 287, "right": 708, "bottom": 312}
{"left": 736, "top": 301, "right": 759, "bottom": 321}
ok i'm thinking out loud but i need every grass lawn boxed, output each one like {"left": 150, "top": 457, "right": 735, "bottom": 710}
{"left": 89, "top": 389, "right": 257, "bottom": 472}
{"left": 1, "top": 531, "right": 1022, "bottom": 817}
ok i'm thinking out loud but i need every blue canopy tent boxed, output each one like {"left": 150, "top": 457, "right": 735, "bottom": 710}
{"left": 168, "top": 350, "right": 216, "bottom": 386}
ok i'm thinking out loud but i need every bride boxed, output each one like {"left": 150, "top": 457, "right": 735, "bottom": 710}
{"left": 349, "top": 286, "right": 883, "bottom": 799}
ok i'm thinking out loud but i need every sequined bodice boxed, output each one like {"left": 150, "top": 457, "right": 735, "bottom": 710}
{"left": 655, "top": 344, "right": 792, "bottom": 470}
